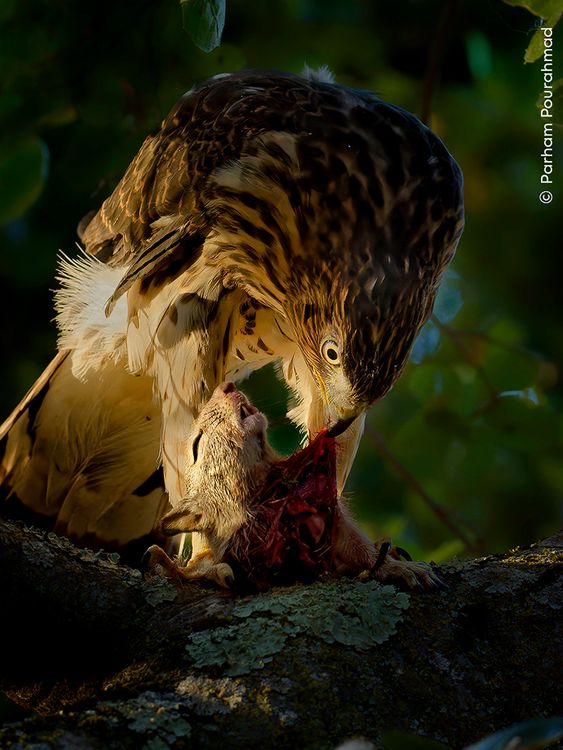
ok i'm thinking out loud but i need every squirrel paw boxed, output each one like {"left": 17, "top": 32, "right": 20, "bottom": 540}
{"left": 367, "top": 541, "right": 445, "bottom": 591}
{"left": 141, "top": 544, "right": 235, "bottom": 590}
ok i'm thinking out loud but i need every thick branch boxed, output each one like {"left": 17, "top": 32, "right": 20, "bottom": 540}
{"left": 0, "top": 517, "right": 561, "bottom": 749}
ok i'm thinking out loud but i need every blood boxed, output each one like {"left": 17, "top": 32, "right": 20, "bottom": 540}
{"left": 226, "top": 431, "right": 339, "bottom": 591}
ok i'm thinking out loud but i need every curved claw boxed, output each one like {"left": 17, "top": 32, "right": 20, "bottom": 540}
{"left": 209, "top": 562, "right": 237, "bottom": 590}
{"left": 372, "top": 541, "right": 392, "bottom": 572}
{"left": 141, "top": 544, "right": 181, "bottom": 578}
{"left": 140, "top": 545, "right": 236, "bottom": 590}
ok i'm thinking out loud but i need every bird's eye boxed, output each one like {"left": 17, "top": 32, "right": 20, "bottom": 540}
{"left": 321, "top": 338, "right": 341, "bottom": 366}
{"left": 191, "top": 431, "right": 203, "bottom": 463}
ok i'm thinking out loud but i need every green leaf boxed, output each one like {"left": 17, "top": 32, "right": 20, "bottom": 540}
{"left": 524, "top": 15, "right": 561, "bottom": 62}
{"left": 524, "top": 27, "right": 546, "bottom": 64}
{"left": 502, "top": 0, "right": 563, "bottom": 16}
{"left": 180, "top": 0, "right": 226, "bottom": 53}
{"left": 0, "top": 137, "right": 49, "bottom": 225}
{"left": 501, "top": 1, "right": 562, "bottom": 62}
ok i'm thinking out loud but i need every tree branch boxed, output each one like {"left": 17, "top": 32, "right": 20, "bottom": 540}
{"left": 0, "top": 517, "right": 561, "bottom": 749}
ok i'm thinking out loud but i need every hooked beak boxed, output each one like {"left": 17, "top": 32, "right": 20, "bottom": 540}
{"left": 326, "top": 416, "right": 356, "bottom": 438}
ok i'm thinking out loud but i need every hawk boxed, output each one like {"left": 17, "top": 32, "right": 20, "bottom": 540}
{"left": 0, "top": 67, "right": 464, "bottom": 557}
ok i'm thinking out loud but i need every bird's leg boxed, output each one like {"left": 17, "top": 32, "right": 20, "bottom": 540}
{"left": 143, "top": 543, "right": 235, "bottom": 589}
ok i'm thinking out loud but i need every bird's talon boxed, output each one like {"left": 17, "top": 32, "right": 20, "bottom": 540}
{"left": 371, "top": 541, "right": 392, "bottom": 574}
{"left": 367, "top": 538, "right": 445, "bottom": 593}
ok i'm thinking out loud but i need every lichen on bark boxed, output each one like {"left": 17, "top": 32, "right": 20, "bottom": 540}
{"left": 185, "top": 581, "right": 410, "bottom": 675}
{"left": 0, "top": 519, "right": 561, "bottom": 749}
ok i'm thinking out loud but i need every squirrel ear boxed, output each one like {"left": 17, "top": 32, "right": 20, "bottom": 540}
{"left": 159, "top": 506, "right": 203, "bottom": 536}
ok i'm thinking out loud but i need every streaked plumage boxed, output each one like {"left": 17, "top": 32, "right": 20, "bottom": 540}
{"left": 0, "top": 67, "right": 464, "bottom": 551}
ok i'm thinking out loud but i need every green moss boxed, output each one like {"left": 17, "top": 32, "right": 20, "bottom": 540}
{"left": 104, "top": 692, "right": 192, "bottom": 747}
{"left": 186, "top": 618, "right": 295, "bottom": 676}
{"left": 185, "top": 581, "right": 409, "bottom": 676}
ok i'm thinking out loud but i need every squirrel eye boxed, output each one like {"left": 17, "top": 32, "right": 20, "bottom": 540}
{"left": 191, "top": 431, "right": 203, "bottom": 463}
{"left": 321, "top": 338, "right": 341, "bottom": 366}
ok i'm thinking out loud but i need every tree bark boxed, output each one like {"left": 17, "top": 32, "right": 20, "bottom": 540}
{"left": 0, "top": 516, "right": 561, "bottom": 749}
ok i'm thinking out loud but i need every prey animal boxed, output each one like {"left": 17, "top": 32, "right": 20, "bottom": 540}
{"left": 146, "top": 381, "right": 441, "bottom": 591}
{"left": 0, "top": 67, "right": 463, "bottom": 560}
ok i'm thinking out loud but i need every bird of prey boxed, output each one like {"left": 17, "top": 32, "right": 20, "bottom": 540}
{"left": 0, "top": 67, "right": 464, "bottom": 555}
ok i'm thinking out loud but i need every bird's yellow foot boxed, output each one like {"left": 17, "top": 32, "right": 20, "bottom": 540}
{"left": 368, "top": 540, "right": 445, "bottom": 591}
{"left": 142, "top": 544, "right": 235, "bottom": 589}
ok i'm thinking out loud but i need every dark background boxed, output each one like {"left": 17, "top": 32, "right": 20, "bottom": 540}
{"left": 0, "top": 0, "right": 561, "bottom": 561}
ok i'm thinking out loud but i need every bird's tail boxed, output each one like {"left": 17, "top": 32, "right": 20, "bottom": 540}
{"left": 0, "top": 351, "right": 168, "bottom": 554}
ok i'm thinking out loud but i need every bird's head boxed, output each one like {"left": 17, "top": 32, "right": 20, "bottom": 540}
{"left": 278, "top": 101, "right": 465, "bottom": 436}
{"left": 284, "top": 290, "right": 365, "bottom": 437}
{"left": 285, "top": 248, "right": 456, "bottom": 437}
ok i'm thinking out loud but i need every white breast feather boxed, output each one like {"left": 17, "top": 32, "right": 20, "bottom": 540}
{"left": 55, "top": 249, "right": 129, "bottom": 379}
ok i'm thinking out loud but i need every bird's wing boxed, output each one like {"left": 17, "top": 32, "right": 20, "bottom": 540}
{"left": 81, "top": 128, "right": 203, "bottom": 313}
{"left": 78, "top": 70, "right": 340, "bottom": 314}
{"left": 0, "top": 350, "right": 69, "bottom": 445}
{"left": 79, "top": 74, "right": 249, "bottom": 304}
{"left": 0, "top": 351, "right": 166, "bottom": 548}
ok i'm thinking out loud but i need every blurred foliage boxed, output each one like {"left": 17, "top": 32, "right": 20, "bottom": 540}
{"left": 502, "top": 0, "right": 562, "bottom": 61}
{"left": 181, "top": 0, "right": 226, "bottom": 52}
{"left": 0, "top": 0, "right": 562, "bottom": 562}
